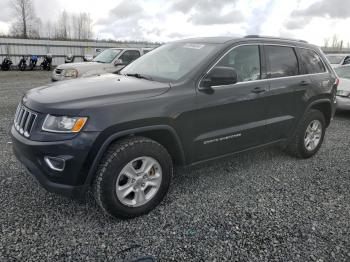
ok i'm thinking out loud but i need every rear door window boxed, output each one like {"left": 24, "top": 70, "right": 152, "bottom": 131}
{"left": 265, "top": 46, "right": 299, "bottom": 78}
{"left": 298, "top": 48, "right": 326, "bottom": 74}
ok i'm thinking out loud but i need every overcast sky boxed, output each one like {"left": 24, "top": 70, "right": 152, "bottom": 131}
{"left": 0, "top": 0, "right": 349, "bottom": 46}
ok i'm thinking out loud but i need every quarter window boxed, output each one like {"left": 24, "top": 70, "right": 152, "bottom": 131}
{"left": 298, "top": 48, "right": 326, "bottom": 74}
{"left": 265, "top": 46, "right": 299, "bottom": 78}
{"left": 119, "top": 50, "right": 141, "bottom": 65}
{"left": 216, "top": 45, "right": 261, "bottom": 83}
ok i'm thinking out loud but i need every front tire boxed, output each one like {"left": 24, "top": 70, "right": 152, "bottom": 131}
{"left": 93, "top": 136, "right": 173, "bottom": 219}
{"left": 286, "top": 109, "right": 326, "bottom": 158}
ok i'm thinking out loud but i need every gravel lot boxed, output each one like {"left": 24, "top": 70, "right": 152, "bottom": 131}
{"left": 0, "top": 71, "right": 349, "bottom": 261}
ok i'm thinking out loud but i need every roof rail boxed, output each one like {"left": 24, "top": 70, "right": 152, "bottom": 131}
{"left": 244, "top": 35, "right": 308, "bottom": 44}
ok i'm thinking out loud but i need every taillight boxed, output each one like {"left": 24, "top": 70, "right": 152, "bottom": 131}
{"left": 335, "top": 78, "right": 340, "bottom": 87}
{"left": 332, "top": 77, "right": 339, "bottom": 103}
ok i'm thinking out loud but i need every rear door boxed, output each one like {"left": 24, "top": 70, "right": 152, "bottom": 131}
{"left": 263, "top": 45, "right": 305, "bottom": 142}
{"left": 194, "top": 44, "right": 269, "bottom": 161}
{"left": 295, "top": 47, "right": 333, "bottom": 116}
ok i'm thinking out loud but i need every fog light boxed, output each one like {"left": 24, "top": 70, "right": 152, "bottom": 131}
{"left": 44, "top": 156, "right": 65, "bottom": 172}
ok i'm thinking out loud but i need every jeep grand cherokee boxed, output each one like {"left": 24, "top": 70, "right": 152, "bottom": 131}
{"left": 11, "top": 36, "right": 338, "bottom": 219}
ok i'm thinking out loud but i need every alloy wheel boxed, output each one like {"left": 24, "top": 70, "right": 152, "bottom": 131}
{"left": 115, "top": 156, "right": 162, "bottom": 207}
{"left": 304, "top": 120, "right": 322, "bottom": 151}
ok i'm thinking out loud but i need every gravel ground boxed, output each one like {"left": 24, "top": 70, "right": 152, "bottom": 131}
{"left": 0, "top": 71, "right": 349, "bottom": 261}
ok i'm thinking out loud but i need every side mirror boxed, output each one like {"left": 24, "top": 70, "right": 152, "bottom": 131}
{"left": 114, "top": 59, "right": 124, "bottom": 66}
{"left": 201, "top": 66, "right": 238, "bottom": 89}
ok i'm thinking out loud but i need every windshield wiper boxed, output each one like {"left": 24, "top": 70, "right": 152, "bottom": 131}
{"left": 125, "top": 73, "right": 153, "bottom": 81}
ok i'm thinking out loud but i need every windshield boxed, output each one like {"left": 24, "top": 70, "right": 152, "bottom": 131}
{"left": 326, "top": 55, "right": 344, "bottom": 64}
{"left": 121, "top": 43, "right": 217, "bottom": 81}
{"left": 93, "top": 49, "right": 121, "bottom": 63}
{"left": 335, "top": 66, "right": 350, "bottom": 79}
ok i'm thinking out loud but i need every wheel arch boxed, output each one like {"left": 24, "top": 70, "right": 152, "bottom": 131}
{"left": 308, "top": 99, "right": 333, "bottom": 127}
{"left": 83, "top": 125, "right": 186, "bottom": 187}
{"left": 287, "top": 99, "right": 333, "bottom": 144}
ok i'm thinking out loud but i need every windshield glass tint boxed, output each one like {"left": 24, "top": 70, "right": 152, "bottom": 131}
{"left": 326, "top": 55, "right": 344, "bottom": 64}
{"left": 121, "top": 43, "right": 216, "bottom": 81}
{"left": 335, "top": 67, "right": 350, "bottom": 79}
{"left": 93, "top": 49, "right": 121, "bottom": 63}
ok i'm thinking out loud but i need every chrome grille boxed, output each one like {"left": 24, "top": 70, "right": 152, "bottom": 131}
{"left": 14, "top": 104, "right": 37, "bottom": 138}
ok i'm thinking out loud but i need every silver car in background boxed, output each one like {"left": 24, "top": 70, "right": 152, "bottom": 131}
{"left": 326, "top": 54, "right": 350, "bottom": 68}
{"left": 334, "top": 65, "right": 350, "bottom": 110}
{"left": 52, "top": 47, "right": 154, "bottom": 81}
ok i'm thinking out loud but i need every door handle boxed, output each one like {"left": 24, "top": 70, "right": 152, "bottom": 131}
{"left": 300, "top": 80, "right": 311, "bottom": 86}
{"left": 251, "top": 87, "right": 266, "bottom": 94}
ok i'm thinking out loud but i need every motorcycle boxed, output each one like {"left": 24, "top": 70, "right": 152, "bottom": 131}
{"left": 1, "top": 57, "right": 13, "bottom": 71}
{"left": 41, "top": 54, "right": 52, "bottom": 71}
{"left": 29, "top": 55, "right": 38, "bottom": 70}
{"left": 18, "top": 56, "right": 27, "bottom": 71}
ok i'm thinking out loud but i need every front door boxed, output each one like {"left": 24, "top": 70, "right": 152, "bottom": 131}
{"left": 193, "top": 44, "right": 269, "bottom": 162}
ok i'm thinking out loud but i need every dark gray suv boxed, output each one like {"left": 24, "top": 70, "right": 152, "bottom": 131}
{"left": 11, "top": 36, "right": 338, "bottom": 218}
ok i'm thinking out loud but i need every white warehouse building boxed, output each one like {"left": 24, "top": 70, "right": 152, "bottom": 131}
{"left": 0, "top": 37, "right": 159, "bottom": 66}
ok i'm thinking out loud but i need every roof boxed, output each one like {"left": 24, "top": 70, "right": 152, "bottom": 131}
{"left": 326, "top": 53, "right": 350, "bottom": 56}
{"left": 334, "top": 64, "right": 350, "bottom": 68}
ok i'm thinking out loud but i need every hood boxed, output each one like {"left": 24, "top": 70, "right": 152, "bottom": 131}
{"left": 23, "top": 73, "right": 170, "bottom": 114}
{"left": 338, "top": 77, "right": 350, "bottom": 91}
{"left": 57, "top": 62, "right": 112, "bottom": 74}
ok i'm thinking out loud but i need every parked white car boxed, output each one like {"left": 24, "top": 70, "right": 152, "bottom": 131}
{"left": 334, "top": 65, "right": 350, "bottom": 110}
{"left": 52, "top": 48, "right": 153, "bottom": 81}
{"left": 326, "top": 54, "right": 350, "bottom": 68}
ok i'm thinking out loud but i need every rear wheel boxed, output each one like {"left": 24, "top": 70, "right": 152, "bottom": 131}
{"left": 93, "top": 136, "right": 173, "bottom": 219}
{"left": 286, "top": 109, "right": 326, "bottom": 158}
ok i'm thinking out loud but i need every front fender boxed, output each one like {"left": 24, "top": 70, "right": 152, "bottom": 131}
{"left": 81, "top": 124, "right": 186, "bottom": 189}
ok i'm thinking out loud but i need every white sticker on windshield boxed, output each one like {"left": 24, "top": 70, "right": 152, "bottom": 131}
{"left": 183, "top": 43, "right": 205, "bottom": 49}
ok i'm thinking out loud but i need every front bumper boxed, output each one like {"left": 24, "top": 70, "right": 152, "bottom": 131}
{"left": 11, "top": 126, "right": 100, "bottom": 197}
{"left": 336, "top": 96, "right": 350, "bottom": 111}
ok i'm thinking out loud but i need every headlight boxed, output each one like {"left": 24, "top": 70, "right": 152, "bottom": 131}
{"left": 64, "top": 69, "right": 78, "bottom": 78}
{"left": 337, "top": 90, "right": 350, "bottom": 97}
{"left": 42, "top": 115, "right": 88, "bottom": 133}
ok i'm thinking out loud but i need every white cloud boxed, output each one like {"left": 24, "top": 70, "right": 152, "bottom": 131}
{"left": 0, "top": 0, "right": 11, "bottom": 23}
{"left": 292, "top": 0, "right": 350, "bottom": 19}
{"left": 0, "top": 21, "right": 10, "bottom": 34}
{"left": 1, "top": 0, "right": 350, "bottom": 46}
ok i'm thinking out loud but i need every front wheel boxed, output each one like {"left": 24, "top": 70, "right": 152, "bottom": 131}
{"left": 286, "top": 109, "right": 326, "bottom": 158}
{"left": 93, "top": 137, "right": 173, "bottom": 219}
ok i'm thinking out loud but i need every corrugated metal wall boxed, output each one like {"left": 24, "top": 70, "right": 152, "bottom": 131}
{"left": 0, "top": 38, "right": 159, "bottom": 66}
{"left": 323, "top": 48, "right": 350, "bottom": 54}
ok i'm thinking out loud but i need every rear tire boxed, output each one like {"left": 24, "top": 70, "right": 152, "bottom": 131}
{"left": 93, "top": 136, "right": 173, "bottom": 219}
{"left": 286, "top": 109, "right": 326, "bottom": 158}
